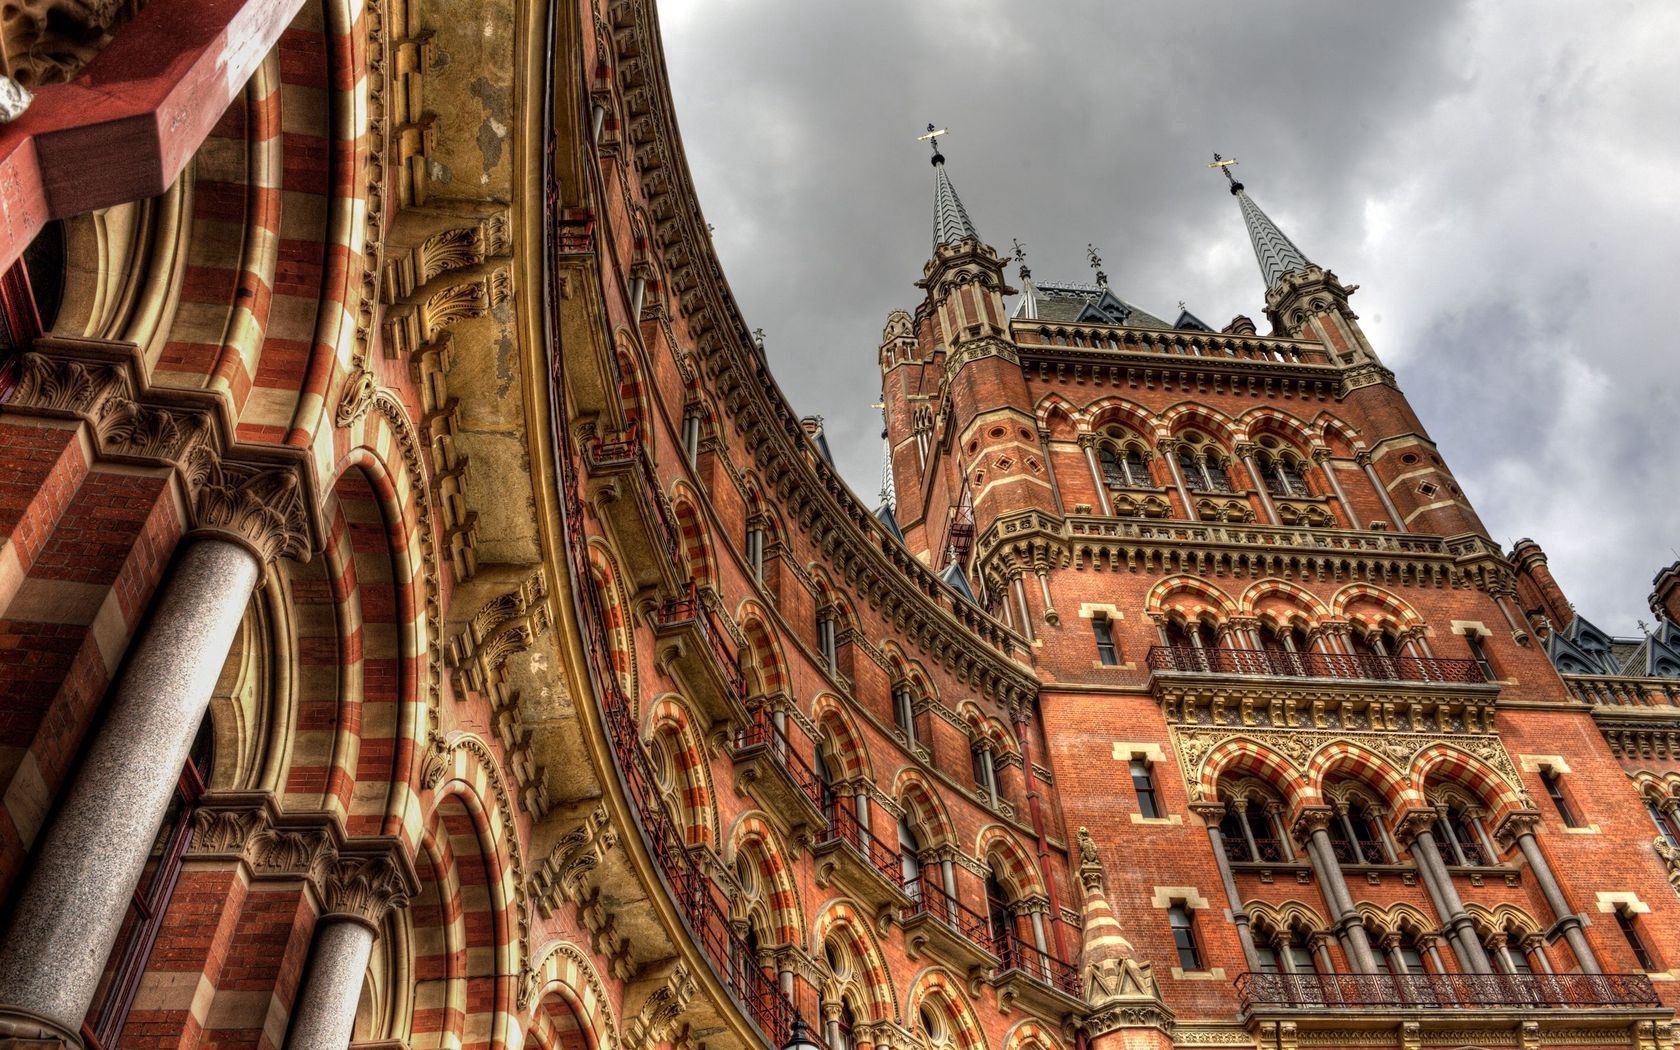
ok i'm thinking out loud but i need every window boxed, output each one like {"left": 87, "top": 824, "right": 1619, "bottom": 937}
{"left": 1178, "top": 447, "right": 1232, "bottom": 494}
{"left": 1285, "top": 939, "right": 1319, "bottom": 975}
{"left": 1255, "top": 942, "right": 1281, "bottom": 973}
{"left": 971, "top": 744, "right": 994, "bottom": 796}
{"left": 1168, "top": 904, "right": 1204, "bottom": 970}
{"left": 1647, "top": 800, "right": 1680, "bottom": 847}
{"left": 1093, "top": 615, "right": 1119, "bottom": 665}
{"left": 1465, "top": 632, "right": 1497, "bottom": 680}
{"left": 817, "top": 611, "right": 838, "bottom": 669}
{"left": 1260, "top": 452, "right": 1311, "bottom": 499}
{"left": 1131, "top": 758, "right": 1162, "bottom": 819}
{"left": 745, "top": 523, "right": 765, "bottom": 579}
{"left": 1496, "top": 932, "right": 1534, "bottom": 975}
{"left": 1541, "top": 769, "right": 1580, "bottom": 828}
{"left": 898, "top": 817, "right": 923, "bottom": 900}
{"left": 681, "top": 409, "right": 702, "bottom": 466}
{"left": 1615, "top": 907, "right": 1656, "bottom": 971}
{"left": 892, "top": 686, "right": 916, "bottom": 745}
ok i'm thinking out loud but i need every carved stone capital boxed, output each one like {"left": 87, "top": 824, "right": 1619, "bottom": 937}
{"left": 190, "top": 457, "right": 313, "bottom": 568}
{"left": 1492, "top": 809, "right": 1542, "bottom": 847}
{"left": 1390, "top": 806, "right": 1440, "bottom": 847}
{"left": 1188, "top": 800, "right": 1226, "bottom": 825}
{"left": 1291, "top": 806, "right": 1334, "bottom": 843}
{"left": 322, "top": 848, "right": 414, "bottom": 927}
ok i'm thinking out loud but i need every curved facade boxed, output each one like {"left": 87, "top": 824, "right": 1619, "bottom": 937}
{"left": 0, "top": 2, "right": 1676, "bottom": 1050}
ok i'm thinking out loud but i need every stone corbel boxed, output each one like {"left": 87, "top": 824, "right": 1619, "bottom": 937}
{"left": 622, "top": 958, "right": 696, "bottom": 1048}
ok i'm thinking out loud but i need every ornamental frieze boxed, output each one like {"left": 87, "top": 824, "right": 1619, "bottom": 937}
{"left": 1167, "top": 724, "right": 1528, "bottom": 808}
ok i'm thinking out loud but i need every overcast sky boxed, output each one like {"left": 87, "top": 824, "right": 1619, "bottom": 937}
{"left": 657, "top": 1, "right": 1680, "bottom": 636}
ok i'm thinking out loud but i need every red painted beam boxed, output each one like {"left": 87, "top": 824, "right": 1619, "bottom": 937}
{"left": 0, "top": 0, "right": 305, "bottom": 272}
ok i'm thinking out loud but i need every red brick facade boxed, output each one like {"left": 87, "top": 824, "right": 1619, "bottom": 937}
{"left": 0, "top": 1, "right": 1674, "bottom": 1050}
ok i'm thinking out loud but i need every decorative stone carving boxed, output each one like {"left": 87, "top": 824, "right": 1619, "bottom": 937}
{"left": 191, "top": 457, "right": 313, "bottom": 567}
{"left": 334, "top": 366, "right": 379, "bottom": 427}
{"left": 0, "top": 0, "right": 137, "bottom": 89}
{"left": 1075, "top": 826, "right": 1171, "bottom": 1037}
{"left": 321, "top": 851, "right": 412, "bottom": 926}
{"left": 622, "top": 960, "right": 695, "bottom": 1047}
{"left": 1655, "top": 836, "right": 1680, "bottom": 896}
{"left": 96, "top": 397, "right": 209, "bottom": 461}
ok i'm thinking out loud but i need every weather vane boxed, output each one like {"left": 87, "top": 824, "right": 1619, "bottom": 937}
{"left": 1209, "top": 152, "right": 1244, "bottom": 194}
{"left": 1086, "top": 243, "right": 1107, "bottom": 288}
{"left": 1011, "top": 238, "right": 1031, "bottom": 277}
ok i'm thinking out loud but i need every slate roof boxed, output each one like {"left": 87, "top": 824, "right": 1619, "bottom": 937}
{"left": 1236, "top": 188, "right": 1313, "bottom": 289}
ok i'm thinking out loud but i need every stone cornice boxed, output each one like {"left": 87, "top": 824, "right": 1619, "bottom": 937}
{"left": 603, "top": 1, "right": 1037, "bottom": 709}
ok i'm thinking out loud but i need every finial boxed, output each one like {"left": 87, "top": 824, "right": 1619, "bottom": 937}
{"left": 1640, "top": 619, "right": 1653, "bottom": 636}
{"left": 752, "top": 327, "right": 766, "bottom": 352}
{"left": 918, "top": 122, "right": 949, "bottom": 167}
{"left": 1011, "top": 237, "right": 1031, "bottom": 278}
{"left": 1209, "top": 152, "right": 1244, "bottom": 195}
{"left": 1086, "top": 243, "right": 1107, "bottom": 288}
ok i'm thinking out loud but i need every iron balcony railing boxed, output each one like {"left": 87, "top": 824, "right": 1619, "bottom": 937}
{"left": 1147, "top": 645, "right": 1487, "bottom": 684}
{"left": 996, "top": 929, "right": 1083, "bottom": 1000}
{"left": 1224, "top": 835, "right": 1290, "bottom": 864}
{"left": 587, "top": 427, "right": 686, "bottom": 577}
{"left": 1236, "top": 971, "right": 1660, "bottom": 1011}
{"left": 901, "top": 871, "right": 996, "bottom": 955}
{"left": 818, "top": 798, "right": 907, "bottom": 892}
{"left": 1328, "top": 837, "right": 1389, "bottom": 865}
{"left": 732, "top": 707, "right": 825, "bottom": 813}
{"left": 653, "top": 582, "right": 748, "bottom": 703}
{"left": 1263, "top": 474, "right": 1314, "bottom": 499}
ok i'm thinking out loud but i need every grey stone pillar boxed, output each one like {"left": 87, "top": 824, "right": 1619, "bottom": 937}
{"left": 1357, "top": 451, "right": 1407, "bottom": 533}
{"left": 1404, "top": 822, "right": 1493, "bottom": 973}
{"left": 1197, "top": 804, "right": 1262, "bottom": 969}
{"left": 0, "top": 538, "right": 262, "bottom": 1041}
{"left": 1508, "top": 819, "right": 1601, "bottom": 974}
{"left": 1296, "top": 811, "right": 1380, "bottom": 973}
{"left": 285, "top": 919, "right": 376, "bottom": 1050}
{"left": 1159, "top": 438, "right": 1195, "bottom": 518}
{"left": 1081, "top": 435, "right": 1113, "bottom": 516}
{"left": 1238, "top": 446, "right": 1281, "bottom": 525}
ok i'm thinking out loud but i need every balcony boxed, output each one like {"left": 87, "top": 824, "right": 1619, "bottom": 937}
{"left": 1237, "top": 971, "right": 1660, "bottom": 1012}
{"left": 899, "top": 874, "right": 998, "bottom": 979}
{"left": 730, "top": 709, "right": 825, "bottom": 844}
{"left": 1147, "top": 645, "right": 1486, "bottom": 685}
{"left": 586, "top": 431, "right": 684, "bottom": 592}
{"left": 991, "top": 931, "right": 1085, "bottom": 1020}
{"left": 652, "top": 583, "right": 749, "bottom": 732}
{"left": 811, "top": 804, "right": 909, "bottom": 914}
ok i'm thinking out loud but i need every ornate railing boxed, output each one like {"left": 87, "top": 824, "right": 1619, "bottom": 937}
{"left": 587, "top": 427, "right": 686, "bottom": 576}
{"left": 1147, "top": 645, "right": 1486, "bottom": 684}
{"left": 1236, "top": 971, "right": 1660, "bottom": 1010}
{"left": 1566, "top": 674, "right": 1680, "bottom": 708}
{"left": 902, "top": 871, "right": 996, "bottom": 955}
{"left": 1263, "top": 475, "right": 1314, "bottom": 499}
{"left": 818, "top": 800, "right": 906, "bottom": 891}
{"left": 1328, "top": 838, "right": 1388, "bottom": 865}
{"left": 732, "top": 707, "right": 824, "bottom": 813}
{"left": 561, "top": 411, "right": 812, "bottom": 1043}
{"left": 1225, "top": 835, "right": 1290, "bottom": 864}
{"left": 1066, "top": 516, "right": 1450, "bottom": 556}
{"left": 996, "top": 929, "right": 1083, "bottom": 999}
{"left": 654, "top": 581, "right": 748, "bottom": 703}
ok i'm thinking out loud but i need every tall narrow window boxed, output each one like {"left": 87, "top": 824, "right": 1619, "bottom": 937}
{"left": 893, "top": 686, "right": 916, "bottom": 746}
{"left": 898, "top": 817, "right": 923, "bottom": 901}
{"left": 1168, "top": 904, "right": 1204, "bottom": 970}
{"left": 745, "top": 523, "right": 765, "bottom": 579}
{"left": 1130, "top": 758, "right": 1162, "bottom": 820}
{"left": 817, "top": 611, "right": 838, "bottom": 669}
{"left": 1093, "top": 615, "right": 1119, "bottom": 665}
{"left": 1465, "top": 632, "right": 1497, "bottom": 680}
{"left": 682, "top": 409, "right": 702, "bottom": 466}
{"left": 1120, "top": 447, "right": 1150, "bottom": 487}
{"left": 1647, "top": 800, "right": 1680, "bottom": 847}
{"left": 1541, "top": 769, "right": 1580, "bottom": 828}
{"left": 1615, "top": 908, "right": 1656, "bottom": 971}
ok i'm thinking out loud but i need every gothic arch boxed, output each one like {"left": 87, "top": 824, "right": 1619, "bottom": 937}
{"left": 1410, "top": 744, "right": 1530, "bottom": 825}
{"left": 586, "top": 541, "right": 638, "bottom": 718}
{"left": 1145, "top": 575, "right": 1239, "bottom": 625}
{"left": 1307, "top": 741, "right": 1419, "bottom": 816}
{"left": 735, "top": 600, "right": 788, "bottom": 698}
{"left": 1236, "top": 406, "right": 1315, "bottom": 449}
{"left": 975, "top": 825, "right": 1043, "bottom": 901}
{"left": 642, "top": 693, "right": 719, "bottom": 849}
{"left": 1238, "top": 578, "right": 1331, "bottom": 625}
{"left": 669, "top": 482, "right": 718, "bottom": 587}
{"left": 1197, "top": 738, "right": 1313, "bottom": 811}
{"left": 1002, "top": 1019, "right": 1068, "bottom": 1050}
{"left": 811, "top": 898, "right": 897, "bottom": 1024}
{"left": 1082, "top": 395, "right": 1157, "bottom": 440}
{"left": 904, "top": 967, "right": 987, "bottom": 1050}
{"left": 1329, "top": 584, "right": 1425, "bottom": 631}
{"left": 810, "top": 693, "right": 872, "bottom": 781}
{"left": 893, "top": 768, "right": 957, "bottom": 846}
{"left": 726, "top": 812, "right": 804, "bottom": 947}
{"left": 1159, "top": 401, "right": 1239, "bottom": 446}
{"left": 521, "top": 941, "right": 621, "bottom": 1050}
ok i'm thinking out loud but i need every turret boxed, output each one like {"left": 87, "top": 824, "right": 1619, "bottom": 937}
{"left": 911, "top": 131, "right": 1053, "bottom": 583}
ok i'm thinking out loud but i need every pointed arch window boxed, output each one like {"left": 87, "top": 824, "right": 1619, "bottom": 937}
{"left": 1645, "top": 798, "right": 1680, "bottom": 847}
{"left": 1101, "top": 443, "right": 1151, "bottom": 488}
{"left": 898, "top": 816, "right": 924, "bottom": 900}
{"left": 892, "top": 684, "right": 917, "bottom": 747}
{"left": 1179, "top": 446, "right": 1233, "bottom": 494}
{"left": 1260, "top": 451, "right": 1312, "bottom": 499}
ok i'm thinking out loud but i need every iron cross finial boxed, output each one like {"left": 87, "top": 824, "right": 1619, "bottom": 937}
{"left": 917, "top": 123, "right": 948, "bottom": 162}
{"left": 1209, "top": 152, "right": 1244, "bottom": 194}
{"left": 1087, "top": 244, "right": 1107, "bottom": 288}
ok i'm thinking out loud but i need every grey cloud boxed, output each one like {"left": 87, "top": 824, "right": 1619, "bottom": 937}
{"left": 660, "top": 0, "right": 1680, "bottom": 633}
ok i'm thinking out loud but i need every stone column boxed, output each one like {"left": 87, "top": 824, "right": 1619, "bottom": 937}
{"left": 1195, "top": 802, "right": 1261, "bottom": 969}
{"left": 1312, "top": 448, "right": 1355, "bottom": 527}
{"left": 1294, "top": 808, "right": 1379, "bottom": 973}
{"left": 0, "top": 538, "right": 266, "bottom": 1041}
{"left": 1500, "top": 814, "right": 1601, "bottom": 974}
{"left": 1009, "top": 572, "right": 1034, "bottom": 642}
{"left": 286, "top": 850, "right": 413, "bottom": 1050}
{"left": 1398, "top": 813, "right": 1492, "bottom": 973}
{"left": 1080, "top": 434, "right": 1113, "bottom": 516}
{"left": 1034, "top": 566, "right": 1058, "bottom": 626}
{"left": 1357, "top": 451, "right": 1407, "bottom": 533}
{"left": 1159, "top": 438, "right": 1194, "bottom": 519}
{"left": 1237, "top": 444, "right": 1280, "bottom": 525}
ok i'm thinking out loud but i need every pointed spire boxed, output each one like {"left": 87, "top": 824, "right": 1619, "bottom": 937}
{"left": 1012, "top": 238, "right": 1039, "bottom": 319}
{"left": 1210, "top": 153, "right": 1312, "bottom": 289}
{"left": 923, "top": 124, "right": 979, "bottom": 249}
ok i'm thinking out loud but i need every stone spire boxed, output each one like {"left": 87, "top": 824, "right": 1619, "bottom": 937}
{"left": 1210, "top": 153, "right": 1312, "bottom": 290}
{"left": 1074, "top": 828, "right": 1172, "bottom": 1041}
{"left": 926, "top": 126, "right": 979, "bottom": 249}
